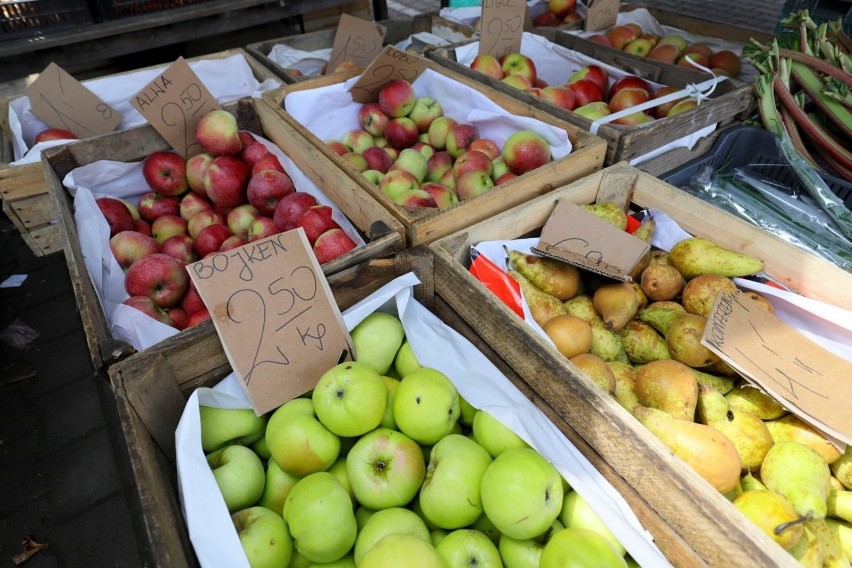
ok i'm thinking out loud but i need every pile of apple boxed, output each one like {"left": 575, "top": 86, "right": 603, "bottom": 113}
{"left": 198, "top": 311, "right": 633, "bottom": 567}
{"left": 470, "top": 54, "right": 696, "bottom": 125}
{"left": 325, "top": 78, "right": 553, "bottom": 209}
{"left": 96, "top": 108, "right": 356, "bottom": 331}
{"left": 587, "top": 24, "right": 742, "bottom": 78}
{"left": 532, "top": 0, "right": 582, "bottom": 27}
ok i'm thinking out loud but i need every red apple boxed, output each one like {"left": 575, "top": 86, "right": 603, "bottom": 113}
{"left": 574, "top": 101, "right": 612, "bottom": 121}
{"left": 226, "top": 203, "right": 261, "bottom": 236}
{"left": 160, "top": 234, "right": 196, "bottom": 265}
{"left": 609, "top": 87, "right": 651, "bottom": 113}
{"left": 647, "top": 44, "right": 681, "bottom": 64}
{"left": 667, "top": 99, "right": 698, "bottom": 117}
{"left": 452, "top": 150, "right": 493, "bottom": 179}
{"left": 122, "top": 296, "right": 172, "bottom": 326}
{"left": 187, "top": 210, "right": 225, "bottom": 239}
{"left": 298, "top": 205, "right": 339, "bottom": 245}
{"left": 358, "top": 102, "right": 391, "bottom": 137}
{"left": 361, "top": 146, "right": 394, "bottom": 174}
{"left": 251, "top": 154, "right": 285, "bottom": 176}
{"left": 186, "top": 308, "right": 212, "bottom": 328}
{"left": 272, "top": 192, "right": 319, "bottom": 232}
{"left": 313, "top": 228, "right": 357, "bottom": 264}
{"left": 343, "top": 129, "right": 375, "bottom": 154}
{"left": 196, "top": 109, "right": 241, "bottom": 156}
{"left": 239, "top": 130, "right": 256, "bottom": 148}
{"left": 341, "top": 152, "right": 369, "bottom": 172}
{"left": 500, "top": 53, "right": 537, "bottom": 84}
{"left": 566, "top": 79, "right": 604, "bottom": 107}
{"left": 613, "top": 111, "right": 656, "bottom": 126}
{"left": 378, "top": 79, "right": 416, "bottom": 118}
{"left": 608, "top": 75, "right": 652, "bottom": 100}
{"left": 470, "top": 53, "right": 503, "bottom": 80}
{"left": 186, "top": 153, "right": 214, "bottom": 196}
{"left": 204, "top": 156, "right": 250, "bottom": 207}
{"left": 96, "top": 197, "right": 135, "bottom": 237}
{"left": 427, "top": 117, "right": 457, "bottom": 150}
{"left": 327, "top": 141, "right": 350, "bottom": 156}
{"left": 683, "top": 43, "right": 713, "bottom": 60}
{"left": 247, "top": 169, "right": 295, "bottom": 216}
{"left": 241, "top": 142, "right": 271, "bottom": 168}
{"left": 137, "top": 192, "right": 179, "bottom": 223}
{"left": 181, "top": 283, "right": 205, "bottom": 315}
{"left": 445, "top": 123, "right": 479, "bottom": 158}
{"left": 607, "top": 25, "right": 640, "bottom": 50}
{"left": 246, "top": 217, "right": 279, "bottom": 242}
{"left": 547, "top": 0, "right": 576, "bottom": 18}
{"left": 501, "top": 74, "right": 533, "bottom": 90}
{"left": 567, "top": 65, "right": 608, "bottom": 93}
{"left": 219, "top": 235, "right": 248, "bottom": 252}
{"left": 541, "top": 86, "right": 576, "bottom": 111}
{"left": 468, "top": 139, "right": 501, "bottom": 161}
{"left": 165, "top": 307, "right": 188, "bottom": 330}
{"left": 124, "top": 253, "right": 188, "bottom": 308}
{"left": 455, "top": 170, "right": 495, "bottom": 200}
{"left": 533, "top": 11, "right": 561, "bottom": 27}
{"left": 109, "top": 230, "right": 160, "bottom": 271}
{"left": 34, "top": 128, "right": 77, "bottom": 143}
{"left": 393, "top": 188, "right": 437, "bottom": 208}
{"left": 408, "top": 97, "right": 444, "bottom": 132}
{"left": 623, "top": 38, "right": 654, "bottom": 57}
{"left": 134, "top": 219, "right": 152, "bottom": 236}
{"left": 420, "top": 182, "right": 459, "bottom": 209}
{"left": 502, "top": 130, "right": 551, "bottom": 175}
{"left": 151, "top": 214, "right": 188, "bottom": 244}
{"left": 652, "top": 86, "right": 686, "bottom": 119}
{"left": 710, "top": 50, "right": 742, "bottom": 77}
{"left": 678, "top": 53, "right": 710, "bottom": 70}
{"left": 426, "top": 151, "right": 453, "bottom": 183}
{"left": 194, "top": 224, "right": 234, "bottom": 258}
{"left": 494, "top": 171, "right": 519, "bottom": 185}
{"left": 385, "top": 117, "right": 419, "bottom": 149}
{"left": 143, "top": 151, "right": 188, "bottom": 196}
{"left": 588, "top": 35, "right": 613, "bottom": 47}
{"left": 179, "top": 192, "right": 214, "bottom": 221}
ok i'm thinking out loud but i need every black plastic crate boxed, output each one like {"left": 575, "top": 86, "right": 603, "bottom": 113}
{"left": 0, "top": 0, "right": 93, "bottom": 40}
{"left": 661, "top": 125, "right": 852, "bottom": 209}
{"left": 88, "top": 0, "right": 212, "bottom": 21}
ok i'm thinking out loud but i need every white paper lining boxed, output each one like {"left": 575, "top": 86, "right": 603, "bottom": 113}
{"left": 9, "top": 54, "right": 280, "bottom": 164}
{"left": 174, "top": 272, "right": 671, "bottom": 568}
{"left": 63, "top": 134, "right": 365, "bottom": 353}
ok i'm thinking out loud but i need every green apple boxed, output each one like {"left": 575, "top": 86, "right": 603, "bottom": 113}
{"left": 540, "top": 528, "right": 627, "bottom": 568}
{"left": 469, "top": 513, "right": 501, "bottom": 546}
{"left": 351, "top": 312, "right": 405, "bottom": 375}
{"left": 410, "top": 494, "right": 439, "bottom": 531}
{"left": 328, "top": 457, "right": 355, "bottom": 507}
{"left": 393, "top": 341, "right": 421, "bottom": 378}
{"left": 393, "top": 367, "right": 460, "bottom": 445}
{"left": 199, "top": 406, "right": 268, "bottom": 452}
{"left": 283, "top": 472, "right": 357, "bottom": 563}
{"left": 232, "top": 506, "right": 293, "bottom": 568}
{"left": 419, "top": 434, "right": 492, "bottom": 529}
{"left": 379, "top": 376, "right": 400, "bottom": 430}
{"left": 359, "top": 533, "right": 446, "bottom": 568}
{"left": 472, "top": 410, "right": 529, "bottom": 458}
{"left": 354, "top": 507, "right": 431, "bottom": 564}
{"left": 560, "top": 490, "right": 626, "bottom": 556}
{"left": 265, "top": 398, "right": 340, "bottom": 477}
{"left": 312, "top": 361, "right": 387, "bottom": 437}
{"left": 435, "top": 529, "right": 502, "bottom": 568}
{"left": 306, "top": 552, "right": 355, "bottom": 567}
{"left": 480, "top": 448, "right": 564, "bottom": 540}
{"left": 251, "top": 436, "right": 271, "bottom": 460}
{"left": 289, "top": 549, "right": 312, "bottom": 568}
{"left": 458, "top": 396, "right": 477, "bottom": 426}
{"left": 355, "top": 506, "right": 376, "bottom": 530}
{"left": 430, "top": 529, "right": 448, "bottom": 547}
{"left": 257, "top": 458, "right": 300, "bottom": 514}
{"left": 499, "top": 519, "right": 564, "bottom": 568}
{"left": 346, "top": 427, "right": 425, "bottom": 509}
{"left": 207, "top": 445, "right": 265, "bottom": 513}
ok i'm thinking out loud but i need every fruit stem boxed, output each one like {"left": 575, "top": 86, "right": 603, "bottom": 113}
{"left": 774, "top": 512, "right": 811, "bottom": 535}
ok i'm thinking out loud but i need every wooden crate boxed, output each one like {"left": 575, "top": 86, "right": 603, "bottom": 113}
{"left": 246, "top": 13, "right": 478, "bottom": 83}
{"left": 262, "top": 62, "right": 607, "bottom": 245}
{"left": 0, "top": 48, "right": 279, "bottom": 257}
{"left": 430, "top": 163, "right": 852, "bottom": 568}
{"left": 108, "top": 246, "right": 704, "bottom": 568}
{"left": 426, "top": 32, "right": 754, "bottom": 165}
{"left": 42, "top": 96, "right": 405, "bottom": 376}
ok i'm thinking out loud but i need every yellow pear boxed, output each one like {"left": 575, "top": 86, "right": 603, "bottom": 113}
{"left": 589, "top": 320, "right": 628, "bottom": 362}
{"left": 741, "top": 471, "right": 767, "bottom": 492}
{"left": 570, "top": 353, "right": 616, "bottom": 394}
{"left": 637, "top": 306, "right": 683, "bottom": 335}
{"left": 808, "top": 519, "right": 851, "bottom": 568}
{"left": 563, "top": 295, "right": 600, "bottom": 323}
{"left": 649, "top": 250, "right": 670, "bottom": 265}
{"left": 832, "top": 448, "right": 852, "bottom": 490}
{"left": 826, "top": 519, "right": 852, "bottom": 563}
{"left": 725, "top": 382, "right": 787, "bottom": 420}
{"left": 733, "top": 489, "right": 803, "bottom": 550}
{"left": 507, "top": 249, "right": 581, "bottom": 301}
{"left": 646, "top": 300, "right": 686, "bottom": 312}
{"left": 761, "top": 441, "right": 831, "bottom": 521}
{"left": 633, "top": 219, "right": 656, "bottom": 243}
{"left": 543, "top": 315, "right": 592, "bottom": 359}
{"left": 581, "top": 202, "right": 627, "bottom": 230}
{"left": 593, "top": 282, "right": 640, "bottom": 331}
{"left": 788, "top": 524, "right": 825, "bottom": 568}
{"left": 690, "top": 368, "right": 736, "bottom": 395}
{"left": 828, "top": 490, "right": 852, "bottom": 524}
{"left": 617, "top": 319, "right": 670, "bottom": 364}
{"left": 765, "top": 414, "right": 842, "bottom": 465}
{"left": 665, "top": 313, "right": 720, "bottom": 368}
{"left": 668, "top": 237, "right": 764, "bottom": 279}
{"left": 640, "top": 263, "right": 685, "bottom": 302}
{"left": 634, "top": 359, "right": 699, "bottom": 421}
{"left": 681, "top": 274, "right": 738, "bottom": 318}
{"left": 508, "top": 269, "right": 566, "bottom": 328}
{"left": 607, "top": 361, "right": 640, "bottom": 412}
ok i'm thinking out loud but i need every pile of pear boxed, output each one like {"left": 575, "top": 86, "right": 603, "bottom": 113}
{"left": 505, "top": 204, "right": 852, "bottom": 565}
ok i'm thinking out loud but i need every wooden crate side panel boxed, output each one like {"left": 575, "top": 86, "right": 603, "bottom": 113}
{"left": 9, "top": 192, "right": 56, "bottom": 227}
{"left": 635, "top": 5, "right": 775, "bottom": 43}
{"left": 430, "top": 247, "right": 798, "bottom": 568}
{"left": 25, "top": 223, "right": 61, "bottom": 256}
{"left": 0, "top": 162, "right": 49, "bottom": 201}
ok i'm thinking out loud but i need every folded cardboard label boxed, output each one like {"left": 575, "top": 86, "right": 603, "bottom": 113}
{"left": 703, "top": 292, "right": 852, "bottom": 447}
{"left": 328, "top": 14, "right": 388, "bottom": 72}
{"left": 479, "top": 0, "right": 526, "bottom": 57}
{"left": 532, "top": 200, "right": 649, "bottom": 281}
{"left": 27, "top": 63, "right": 122, "bottom": 138}
{"left": 349, "top": 46, "right": 428, "bottom": 103}
{"left": 584, "top": 0, "right": 618, "bottom": 32}
{"left": 187, "top": 229, "right": 352, "bottom": 415}
{"left": 130, "top": 57, "right": 221, "bottom": 157}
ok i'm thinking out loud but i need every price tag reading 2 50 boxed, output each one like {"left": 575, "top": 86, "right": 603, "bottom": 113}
{"left": 188, "top": 229, "right": 353, "bottom": 415}
{"left": 478, "top": 0, "right": 526, "bottom": 58}
{"left": 349, "top": 45, "right": 428, "bottom": 104}
{"left": 130, "top": 57, "right": 220, "bottom": 158}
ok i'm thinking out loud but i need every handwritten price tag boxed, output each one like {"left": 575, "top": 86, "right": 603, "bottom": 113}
{"left": 349, "top": 45, "right": 428, "bottom": 104}
{"left": 703, "top": 293, "right": 852, "bottom": 446}
{"left": 188, "top": 229, "right": 352, "bottom": 415}
{"left": 478, "top": 0, "right": 526, "bottom": 57}
{"left": 328, "top": 14, "right": 387, "bottom": 72}
{"left": 129, "top": 57, "right": 220, "bottom": 158}
{"left": 584, "top": 0, "right": 618, "bottom": 32}
{"left": 532, "top": 200, "right": 649, "bottom": 281}
{"left": 26, "top": 63, "right": 122, "bottom": 138}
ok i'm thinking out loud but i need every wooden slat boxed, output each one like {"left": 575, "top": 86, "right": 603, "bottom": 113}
{"left": 9, "top": 193, "right": 55, "bottom": 227}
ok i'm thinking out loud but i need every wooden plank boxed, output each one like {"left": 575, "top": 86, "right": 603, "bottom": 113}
{"left": 9, "top": 193, "right": 55, "bottom": 227}
{"left": 262, "top": 60, "right": 607, "bottom": 245}
{"left": 27, "top": 224, "right": 62, "bottom": 257}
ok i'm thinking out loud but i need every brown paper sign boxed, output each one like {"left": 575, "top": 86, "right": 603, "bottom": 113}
{"left": 187, "top": 229, "right": 353, "bottom": 415}
{"left": 703, "top": 292, "right": 852, "bottom": 446}
{"left": 584, "top": 0, "right": 619, "bottom": 31}
{"left": 26, "top": 63, "right": 122, "bottom": 139}
{"left": 349, "top": 45, "right": 428, "bottom": 103}
{"left": 479, "top": 0, "right": 526, "bottom": 57}
{"left": 129, "top": 57, "right": 221, "bottom": 158}
{"left": 532, "top": 200, "right": 649, "bottom": 281}
{"left": 328, "top": 14, "right": 387, "bottom": 72}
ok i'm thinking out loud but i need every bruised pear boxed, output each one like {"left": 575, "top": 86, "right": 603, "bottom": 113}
{"left": 726, "top": 382, "right": 787, "bottom": 420}
{"left": 581, "top": 202, "right": 627, "bottom": 230}
{"left": 617, "top": 320, "right": 670, "bottom": 364}
{"left": 666, "top": 313, "right": 719, "bottom": 368}
{"left": 765, "top": 414, "right": 843, "bottom": 465}
{"left": 633, "top": 405, "right": 742, "bottom": 493}
{"left": 508, "top": 269, "right": 565, "bottom": 327}
{"left": 681, "top": 274, "right": 738, "bottom": 318}
{"left": 669, "top": 237, "right": 764, "bottom": 279}
{"left": 635, "top": 359, "right": 699, "bottom": 421}
{"left": 608, "top": 361, "right": 640, "bottom": 412}
{"left": 593, "top": 282, "right": 641, "bottom": 331}
{"left": 640, "top": 263, "right": 685, "bottom": 302}
{"left": 507, "top": 249, "right": 580, "bottom": 301}
{"left": 570, "top": 353, "right": 616, "bottom": 393}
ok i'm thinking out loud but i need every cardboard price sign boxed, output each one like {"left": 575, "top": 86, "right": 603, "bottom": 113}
{"left": 27, "top": 63, "right": 122, "bottom": 139}
{"left": 478, "top": 0, "right": 526, "bottom": 57}
{"left": 349, "top": 45, "right": 428, "bottom": 103}
{"left": 188, "top": 229, "right": 353, "bottom": 415}
{"left": 703, "top": 292, "right": 852, "bottom": 446}
{"left": 584, "top": 0, "right": 619, "bottom": 31}
{"left": 532, "top": 200, "right": 649, "bottom": 281}
{"left": 129, "top": 57, "right": 220, "bottom": 158}
{"left": 328, "top": 14, "right": 387, "bottom": 72}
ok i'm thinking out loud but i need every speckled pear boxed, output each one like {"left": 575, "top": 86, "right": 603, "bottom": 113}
{"left": 669, "top": 237, "right": 764, "bottom": 279}
{"left": 761, "top": 441, "right": 831, "bottom": 521}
